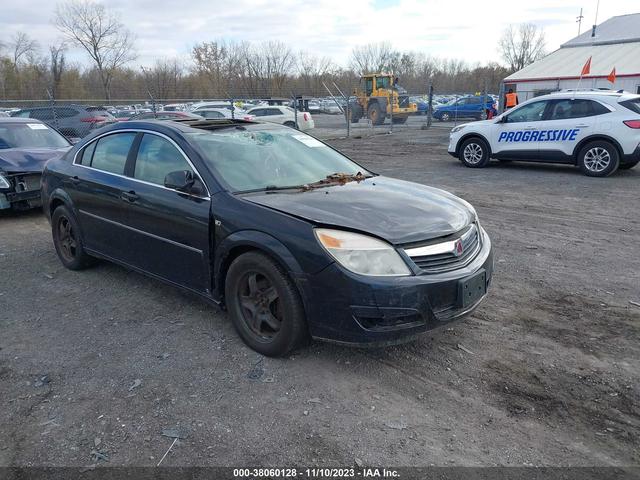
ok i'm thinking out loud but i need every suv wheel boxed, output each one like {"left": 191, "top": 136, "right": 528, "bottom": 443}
{"left": 225, "top": 251, "right": 309, "bottom": 357}
{"left": 578, "top": 141, "right": 620, "bottom": 177}
{"left": 459, "top": 137, "right": 490, "bottom": 168}
{"left": 440, "top": 112, "right": 450, "bottom": 122}
{"left": 51, "top": 206, "right": 95, "bottom": 270}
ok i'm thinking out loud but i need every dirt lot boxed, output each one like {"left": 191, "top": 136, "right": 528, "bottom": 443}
{"left": 1, "top": 127, "right": 639, "bottom": 469}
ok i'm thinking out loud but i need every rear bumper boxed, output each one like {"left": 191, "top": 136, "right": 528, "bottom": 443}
{"left": 297, "top": 229, "right": 494, "bottom": 346}
{"left": 622, "top": 144, "right": 640, "bottom": 165}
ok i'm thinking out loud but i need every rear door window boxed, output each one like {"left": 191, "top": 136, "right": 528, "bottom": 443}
{"left": 90, "top": 133, "right": 137, "bottom": 174}
{"left": 548, "top": 99, "right": 609, "bottom": 120}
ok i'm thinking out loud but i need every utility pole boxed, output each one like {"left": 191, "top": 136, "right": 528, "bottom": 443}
{"left": 576, "top": 8, "right": 584, "bottom": 35}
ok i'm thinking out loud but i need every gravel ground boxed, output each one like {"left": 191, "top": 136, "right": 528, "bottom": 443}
{"left": 1, "top": 127, "right": 639, "bottom": 469}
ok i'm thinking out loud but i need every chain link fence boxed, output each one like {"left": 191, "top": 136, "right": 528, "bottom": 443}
{"left": 0, "top": 82, "right": 500, "bottom": 141}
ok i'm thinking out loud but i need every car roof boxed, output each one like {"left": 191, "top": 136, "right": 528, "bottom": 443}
{"left": 0, "top": 117, "right": 44, "bottom": 124}
{"left": 99, "top": 118, "right": 267, "bottom": 136}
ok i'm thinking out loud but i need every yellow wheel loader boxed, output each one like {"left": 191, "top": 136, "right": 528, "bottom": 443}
{"left": 348, "top": 73, "right": 417, "bottom": 125}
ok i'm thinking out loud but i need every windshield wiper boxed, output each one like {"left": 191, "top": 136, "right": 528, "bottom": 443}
{"left": 300, "top": 171, "right": 371, "bottom": 191}
{"left": 234, "top": 172, "right": 373, "bottom": 195}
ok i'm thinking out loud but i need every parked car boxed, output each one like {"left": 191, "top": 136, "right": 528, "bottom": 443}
{"left": 320, "top": 99, "right": 343, "bottom": 114}
{"left": 196, "top": 108, "right": 255, "bottom": 121}
{"left": 410, "top": 96, "right": 429, "bottom": 115}
{"left": 0, "top": 118, "right": 71, "bottom": 210}
{"left": 11, "top": 105, "right": 116, "bottom": 139}
{"left": 448, "top": 90, "right": 640, "bottom": 176}
{"left": 127, "top": 111, "right": 203, "bottom": 121}
{"left": 0, "top": 111, "right": 10, "bottom": 118}
{"left": 162, "top": 103, "right": 187, "bottom": 112}
{"left": 246, "top": 105, "right": 314, "bottom": 130}
{"left": 433, "top": 96, "right": 494, "bottom": 122}
{"left": 191, "top": 102, "right": 249, "bottom": 117}
{"left": 41, "top": 119, "right": 492, "bottom": 356}
{"left": 113, "top": 110, "right": 137, "bottom": 121}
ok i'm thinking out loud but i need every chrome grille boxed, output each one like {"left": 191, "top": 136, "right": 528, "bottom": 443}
{"left": 404, "top": 224, "right": 481, "bottom": 273}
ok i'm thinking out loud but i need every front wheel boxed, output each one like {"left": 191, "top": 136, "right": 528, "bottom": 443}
{"left": 458, "top": 137, "right": 490, "bottom": 168}
{"left": 577, "top": 141, "right": 620, "bottom": 177}
{"left": 440, "top": 112, "right": 450, "bottom": 122}
{"left": 225, "top": 251, "right": 309, "bottom": 357}
{"left": 283, "top": 121, "right": 296, "bottom": 129}
{"left": 51, "top": 206, "right": 95, "bottom": 270}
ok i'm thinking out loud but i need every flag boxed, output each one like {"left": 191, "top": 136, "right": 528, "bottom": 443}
{"left": 607, "top": 67, "right": 616, "bottom": 84}
{"left": 581, "top": 57, "right": 592, "bottom": 76}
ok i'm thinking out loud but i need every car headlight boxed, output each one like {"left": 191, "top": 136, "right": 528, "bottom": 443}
{"left": 0, "top": 173, "right": 10, "bottom": 189}
{"left": 315, "top": 228, "right": 411, "bottom": 276}
{"left": 451, "top": 125, "right": 465, "bottom": 133}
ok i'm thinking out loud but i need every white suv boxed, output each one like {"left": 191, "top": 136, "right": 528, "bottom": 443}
{"left": 448, "top": 91, "right": 640, "bottom": 177}
{"left": 246, "top": 106, "right": 315, "bottom": 131}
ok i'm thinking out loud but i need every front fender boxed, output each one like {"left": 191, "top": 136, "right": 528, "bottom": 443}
{"left": 214, "top": 229, "right": 307, "bottom": 298}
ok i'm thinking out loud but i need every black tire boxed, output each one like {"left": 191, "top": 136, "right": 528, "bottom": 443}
{"left": 458, "top": 137, "right": 490, "bottom": 168}
{"left": 283, "top": 121, "right": 296, "bottom": 129}
{"left": 577, "top": 140, "right": 620, "bottom": 177}
{"left": 478, "top": 111, "right": 488, "bottom": 120}
{"left": 391, "top": 116, "right": 407, "bottom": 124}
{"left": 51, "top": 205, "right": 95, "bottom": 270}
{"left": 619, "top": 160, "right": 638, "bottom": 170}
{"left": 225, "top": 251, "right": 309, "bottom": 357}
{"left": 440, "top": 112, "right": 450, "bottom": 122}
{"left": 347, "top": 103, "right": 363, "bottom": 123}
{"left": 367, "top": 103, "right": 385, "bottom": 125}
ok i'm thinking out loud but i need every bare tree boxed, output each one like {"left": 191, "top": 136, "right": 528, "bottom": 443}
{"left": 349, "top": 42, "right": 393, "bottom": 75}
{"left": 498, "top": 23, "right": 546, "bottom": 72}
{"left": 49, "top": 42, "right": 66, "bottom": 98}
{"left": 11, "top": 32, "right": 39, "bottom": 66}
{"left": 54, "top": 0, "right": 136, "bottom": 100}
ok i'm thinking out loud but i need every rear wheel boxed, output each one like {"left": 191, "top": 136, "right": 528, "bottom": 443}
{"left": 458, "top": 137, "right": 490, "bottom": 168}
{"left": 347, "top": 103, "right": 363, "bottom": 123}
{"left": 619, "top": 160, "right": 638, "bottom": 170}
{"left": 51, "top": 206, "right": 95, "bottom": 270}
{"left": 440, "top": 112, "right": 450, "bottom": 122}
{"left": 367, "top": 103, "right": 385, "bottom": 125}
{"left": 577, "top": 141, "right": 620, "bottom": 177}
{"left": 225, "top": 251, "right": 309, "bottom": 357}
{"left": 283, "top": 121, "right": 296, "bottom": 129}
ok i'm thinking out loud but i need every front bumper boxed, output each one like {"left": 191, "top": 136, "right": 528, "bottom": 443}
{"left": 297, "top": 229, "right": 494, "bottom": 345}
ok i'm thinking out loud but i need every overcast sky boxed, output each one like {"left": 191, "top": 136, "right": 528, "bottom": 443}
{"left": 1, "top": 0, "right": 636, "bottom": 68}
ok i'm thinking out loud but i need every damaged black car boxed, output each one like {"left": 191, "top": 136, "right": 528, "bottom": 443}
{"left": 41, "top": 119, "right": 493, "bottom": 356}
{"left": 0, "top": 118, "right": 71, "bottom": 211}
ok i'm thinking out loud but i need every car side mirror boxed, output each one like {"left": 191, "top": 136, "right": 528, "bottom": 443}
{"left": 164, "top": 170, "right": 195, "bottom": 192}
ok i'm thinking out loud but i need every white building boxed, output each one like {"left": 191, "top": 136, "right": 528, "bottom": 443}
{"left": 504, "top": 13, "right": 640, "bottom": 102}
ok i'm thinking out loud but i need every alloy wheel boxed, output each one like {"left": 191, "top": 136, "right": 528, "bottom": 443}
{"left": 237, "top": 271, "right": 282, "bottom": 340}
{"left": 463, "top": 143, "right": 484, "bottom": 164}
{"left": 583, "top": 147, "right": 611, "bottom": 173}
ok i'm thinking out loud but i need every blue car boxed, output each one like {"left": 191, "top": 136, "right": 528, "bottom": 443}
{"left": 410, "top": 97, "right": 429, "bottom": 115}
{"left": 433, "top": 96, "right": 494, "bottom": 122}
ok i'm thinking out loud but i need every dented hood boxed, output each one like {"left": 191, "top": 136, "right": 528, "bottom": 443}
{"left": 0, "top": 147, "right": 70, "bottom": 174}
{"left": 241, "top": 176, "right": 474, "bottom": 245}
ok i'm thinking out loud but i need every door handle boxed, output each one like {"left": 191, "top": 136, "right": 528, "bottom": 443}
{"left": 120, "top": 190, "right": 139, "bottom": 202}
{"left": 70, "top": 175, "right": 80, "bottom": 184}
{"left": 575, "top": 124, "right": 589, "bottom": 128}
{"left": 523, "top": 126, "right": 536, "bottom": 130}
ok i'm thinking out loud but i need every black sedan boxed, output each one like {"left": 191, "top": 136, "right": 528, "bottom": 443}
{"left": 0, "top": 118, "right": 71, "bottom": 211}
{"left": 41, "top": 119, "right": 493, "bottom": 356}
